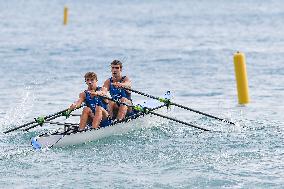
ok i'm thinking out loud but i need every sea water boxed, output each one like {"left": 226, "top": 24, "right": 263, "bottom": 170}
{"left": 0, "top": 0, "right": 283, "bottom": 188}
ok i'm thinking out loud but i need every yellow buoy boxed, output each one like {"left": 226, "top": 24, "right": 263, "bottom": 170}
{"left": 233, "top": 52, "right": 250, "bottom": 104}
{"left": 63, "top": 6, "right": 68, "bottom": 25}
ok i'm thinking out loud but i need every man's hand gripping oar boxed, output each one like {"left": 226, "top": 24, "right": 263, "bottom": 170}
{"left": 121, "top": 87, "right": 235, "bottom": 125}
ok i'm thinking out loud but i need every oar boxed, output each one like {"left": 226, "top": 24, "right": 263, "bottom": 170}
{"left": 23, "top": 105, "right": 84, "bottom": 132}
{"left": 121, "top": 87, "right": 235, "bottom": 125}
{"left": 147, "top": 111, "right": 210, "bottom": 131}
{"left": 3, "top": 108, "right": 69, "bottom": 134}
{"left": 100, "top": 95, "right": 210, "bottom": 131}
{"left": 3, "top": 120, "right": 38, "bottom": 134}
{"left": 3, "top": 106, "right": 80, "bottom": 134}
{"left": 23, "top": 113, "right": 64, "bottom": 131}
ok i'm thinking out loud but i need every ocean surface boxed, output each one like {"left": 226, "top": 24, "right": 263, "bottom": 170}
{"left": 0, "top": 0, "right": 283, "bottom": 188}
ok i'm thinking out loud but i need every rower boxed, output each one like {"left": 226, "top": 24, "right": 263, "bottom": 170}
{"left": 101, "top": 60, "right": 132, "bottom": 121}
{"left": 69, "top": 72, "right": 109, "bottom": 130}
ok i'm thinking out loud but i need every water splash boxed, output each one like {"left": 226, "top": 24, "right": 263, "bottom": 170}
{"left": 0, "top": 86, "right": 35, "bottom": 132}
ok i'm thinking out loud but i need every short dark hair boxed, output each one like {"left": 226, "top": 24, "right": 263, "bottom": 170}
{"left": 84, "top": 72, "right": 97, "bottom": 81}
{"left": 111, "top": 60, "right": 122, "bottom": 68}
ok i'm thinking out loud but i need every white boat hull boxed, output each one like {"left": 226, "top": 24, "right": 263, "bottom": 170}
{"left": 33, "top": 113, "right": 158, "bottom": 148}
{"left": 31, "top": 95, "right": 171, "bottom": 149}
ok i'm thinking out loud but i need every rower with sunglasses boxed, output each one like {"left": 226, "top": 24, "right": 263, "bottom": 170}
{"left": 69, "top": 72, "right": 109, "bottom": 130}
{"left": 101, "top": 60, "right": 132, "bottom": 121}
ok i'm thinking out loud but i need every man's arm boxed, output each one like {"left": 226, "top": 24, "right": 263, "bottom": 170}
{"left": 113, "top": 76, "right": 131, "bottom": 89}
{"left": 90, "top": 79, "right": 110, "bottom": 97}
{"left": 69, "top": 92, "right": 85, "bottom": 110}
{"left": 100, "top": 79, "right": 110, "bottom": 95}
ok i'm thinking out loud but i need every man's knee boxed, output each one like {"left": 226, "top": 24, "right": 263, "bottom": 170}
{"left": 120, "top": 97, "right": 130, "bottom": 104}
{"left": 109, "top": 101, "right": 119, "bottom": 109}
{"left": 95, "top": 106, "right": 103, "bottom": 113}
{"left": 82, "top": 107, "right": 92, "bottom": 114}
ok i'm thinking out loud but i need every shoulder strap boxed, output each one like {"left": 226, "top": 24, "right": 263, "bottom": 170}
{"left": 121, "top": 76, "right": 126, "bottom": 82}
{"left": 110, "top": 76, "right": 126, "bottom": 83}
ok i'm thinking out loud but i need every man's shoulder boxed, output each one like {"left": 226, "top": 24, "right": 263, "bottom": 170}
{"left": 103, "top": 78, "right": 111, "bottom": 84}
{"left": 122, "top": 75, "right": 130, "bottom": 80}
{"left": 79, "top": 91, "right": 86, "bottom": 98}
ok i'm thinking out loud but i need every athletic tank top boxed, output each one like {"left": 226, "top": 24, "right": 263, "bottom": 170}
{"left": 84, "top": 87, "right": 107, "bottom": 113}
{"left": 109, "top": 76, "right": 131, "bottom": 101}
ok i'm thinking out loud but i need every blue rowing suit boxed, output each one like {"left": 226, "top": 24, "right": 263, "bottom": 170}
{"left": 109, "top": 76, "right": 131, "bottom": 102}
{"left": 85, "top": 87, "right": 111, "bottom": 128}
{"left": 84, "top": 87, "right": 108, "bottom": 113}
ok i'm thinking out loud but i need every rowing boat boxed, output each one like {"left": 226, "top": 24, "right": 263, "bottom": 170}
{"left": 4, "top": 87, "right": 233, "bottom": 149}
{"left": 31, "top": 92, "right": 171, "bottom": 149}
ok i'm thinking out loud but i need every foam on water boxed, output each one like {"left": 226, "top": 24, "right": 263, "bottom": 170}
{"left": 0, "top": 87, "right": 35, "bottom": 131}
